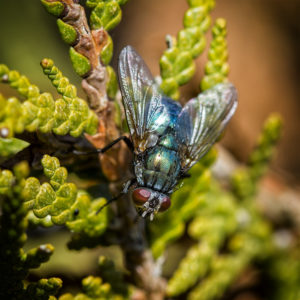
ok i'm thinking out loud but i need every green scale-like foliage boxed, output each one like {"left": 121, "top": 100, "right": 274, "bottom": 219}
{"left": 59, "top": 275, "right": 125, "bottom": 300}
{"left": 201, "top": 18, "right": 229, "bottom": 91}
{"left": 59, "top": 256, "right": 129, "bottom": 299}
{"left": 0, "top": 162, "right": 62, "bottom": 299}
{"left": 86, "top": 0, "right": 128, "bottom": 100}
{"left": 160, "top": 0, "right": 215, "bottom": 99}
{"left": 232, "top": 114, "right": 282, "bottom": 200}
{"left": 0, "top": 62, "right": 98, "bottom": 139}
{"left": 87, "top": 0, "right": 129, "bottom": 32}
{"left": 1, "top": 0, "right": 297, "bottom": 299}
{"left": 188, "top": 252, "right": 249, "bottom": 300}
{"left": 98, "top": 256, "right": 129, "bottom": 297}
{"left": 41, "top": 58, "right": 98, "bottom": 136}
{"left": 184, "top": 199, "right": 273, "bottom": 300}
{"left": 87, "top": 0, "right": 128, "bottom": 65}
{"left": 150, "top": 148, "right": 217, "bottom": 259}
{"left": 165, "top": 114, "right": 283, "bottom": 299}
{"left": 166, "top": 187, "right": 239, "bottom": 297}
{"left": 265, "top": 250, "right": 300, "bottom": 300}
{"left": 41, "top": 0, "right": 127, "bottom": 100}
{"left": 0, "top": 136, "right": 29, "bottom": 157}
{"left": 24, "top": 155, "right": 109, "bottom": 237}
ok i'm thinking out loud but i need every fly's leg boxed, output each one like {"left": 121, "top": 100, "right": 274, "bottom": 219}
{"left": 141, "top": 194, "right": 164, "bottom": 221}
{"left": 74, "top": 136, "right": 134, "bottom": 155}
{"left": 178, "top": 171, "right": 191, "bottom": 179}
{"left": 122, "top": 178, "right": 136, "bottom": 193}
{"left": 99, "top": 136, "right": 134, "bottom": 153}
{"left": 95, "top": 178, "right": 137, "bottom": 215}
{"left": 73, "top": 136, "right": 134, "bottom": 215}
{"left": 167, "top": 171, "right": 190, "bottom": 194}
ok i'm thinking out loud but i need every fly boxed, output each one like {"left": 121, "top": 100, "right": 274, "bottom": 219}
{"left": 88, "top": 46, "right": 238, "bottom": 220}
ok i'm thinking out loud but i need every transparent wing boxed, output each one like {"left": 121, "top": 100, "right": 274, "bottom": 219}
{"left": 176, "top": 83, "right": 238, "bottom": 170}
{"left": 118, "top": 46, "right": 164, "bottom": 153}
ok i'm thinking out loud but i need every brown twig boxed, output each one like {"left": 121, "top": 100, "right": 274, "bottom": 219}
{"left": 56, "top": 0, "right": 124, "bottom": 180}
{"left": 115, "top": 192, "right": 167, "bottom": 300}
{"left": 53, "top": 1, "right": 167, "bottom": 298}
{"left": 54, "top": 0, "right": 108, "bottom": 112}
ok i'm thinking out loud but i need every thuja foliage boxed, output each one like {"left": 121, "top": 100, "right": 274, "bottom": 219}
{"left": 0, "top": 161, "right": 62, "bottom": 299}
{"left": 0, "top": 62, "right": 98, "bottom": 138}
{"left": 0, "top": 1, "right": 299, "bottom": 299}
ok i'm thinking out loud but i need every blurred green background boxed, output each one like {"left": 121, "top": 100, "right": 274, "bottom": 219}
{"left": 0, "top": 0, "right": 81, "bottom": 97}
{"left": 1, "top": 0, "right": 300, "bottom": 298}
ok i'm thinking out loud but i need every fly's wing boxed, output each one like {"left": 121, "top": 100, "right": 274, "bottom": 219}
{"left": 176, "top": 83, "right": 238, "bottom": 171}
{"left": 118, "top": 46, "right": 164, "bottom": 153}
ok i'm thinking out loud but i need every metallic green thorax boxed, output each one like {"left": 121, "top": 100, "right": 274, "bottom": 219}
{"left": 135, "top": 98, "right": 182, "bottom": 194}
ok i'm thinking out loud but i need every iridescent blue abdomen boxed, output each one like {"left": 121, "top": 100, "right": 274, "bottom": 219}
{"left": 119, "top": 46, "right": 238, "bottom": 218}
{"left": 134, "top": 97, "right": 183, "bottom": 193}
{"left": 142, "top": 144, "right": 181, "bottom": 192}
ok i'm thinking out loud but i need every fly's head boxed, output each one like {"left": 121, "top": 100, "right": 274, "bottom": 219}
{"left": 131, "top": 187, "right": 171, "bottom": 220}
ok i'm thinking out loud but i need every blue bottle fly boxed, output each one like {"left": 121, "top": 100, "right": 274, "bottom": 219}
{"left": 96, "top": 46, "right": 238, "bottom": 220}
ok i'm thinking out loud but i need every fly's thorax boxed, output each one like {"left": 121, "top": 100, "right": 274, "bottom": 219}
{"left": 146, "top": 146, "right": 181, "bottom": 176}
{"left": 148, "top": 97, "right": 181, "bottom": 136}
{"left": 158, "top": 133, "right": 179, "bottom": 150}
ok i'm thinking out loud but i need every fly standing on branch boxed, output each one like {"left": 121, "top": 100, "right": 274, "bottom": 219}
{"left": 87, "top": 46, "right": 238, "bottom": 220}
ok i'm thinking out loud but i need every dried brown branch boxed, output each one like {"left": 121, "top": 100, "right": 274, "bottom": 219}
{"left": 0, "top": 131, "right": 95, "bottom": 171}
{"left": 56, "top": 0, "right": 124, "bottom": 180}
{"left": 114, "top": 191, "right": 167, "bottom": 300}
{"left": 59, "top": 0, "right": 108, "bottom": 112}
{"left": 52, "top": 1, "right": 167, "bottom": 298}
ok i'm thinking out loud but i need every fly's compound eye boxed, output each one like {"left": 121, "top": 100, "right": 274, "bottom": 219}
{"left": 132, "top": 188, "right": 151, "bottom": 206}
{"left": 159, "top": 196, "right": 171, "bottom": 212}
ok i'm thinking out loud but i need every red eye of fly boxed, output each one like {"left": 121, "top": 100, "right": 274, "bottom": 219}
{"left": 132, "top": 188, "right": 151, "bottom": 205}
{"left": 159, "top": 196, "right": 171, "bottom": 212}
